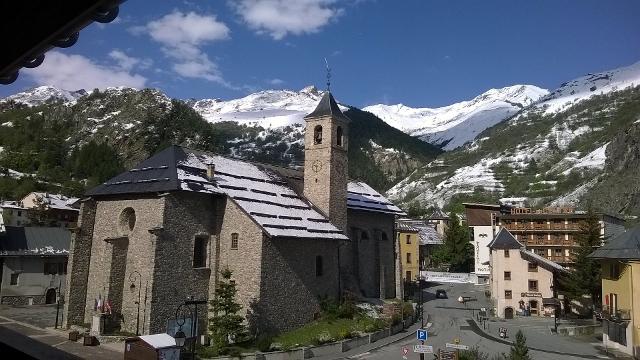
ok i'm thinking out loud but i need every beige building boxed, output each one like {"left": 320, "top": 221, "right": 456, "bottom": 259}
{"left": 0, "top": 192, "right": 79, "bottom": 228}
{"left": 63, "top": 92, "right": 404, "bottom": 336}
{"left": 489, "top": 229, "right": 566, "bottom": 319}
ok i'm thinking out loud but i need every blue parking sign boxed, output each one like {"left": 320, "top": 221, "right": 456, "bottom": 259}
{"left": 417, "top": 329, "right": 428, "bottom": 341}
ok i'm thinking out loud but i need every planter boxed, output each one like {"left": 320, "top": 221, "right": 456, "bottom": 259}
{"left": 368, "top": 328, "right": 390, "bottom": 343}
{"left": 390, "top": 323, "right": 404, "bottom": 335}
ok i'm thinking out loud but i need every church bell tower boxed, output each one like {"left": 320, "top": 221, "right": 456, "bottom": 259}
{"left": 303, "top": 92, "right": 350, "bottom": 232}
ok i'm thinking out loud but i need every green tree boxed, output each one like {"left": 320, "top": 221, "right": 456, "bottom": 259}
{"left": 559, "top": 206, "right": 604, "bottom": 310}
{"left": 508, "top": 330, "right": 532, "bottom": 360}
{"left": 209, "top": 268, "right": 246, "bottom": 354}
{"left": 442, "top": 212, "right": 473, "bottom": 272}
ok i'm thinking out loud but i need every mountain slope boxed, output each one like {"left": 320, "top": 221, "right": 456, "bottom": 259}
{"left": 388, "top": 61, "right": 640, "bottom": 217}
{"left": 0, "top": 86, "right": 440, "bottom": 199}
{"left": 364, "top": 85, "right": 549, "bottom": 150}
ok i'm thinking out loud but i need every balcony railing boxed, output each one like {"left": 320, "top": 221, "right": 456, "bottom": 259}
{"left": 502, "top": 223, "right": 582, "bottom": 231}
{"left": 603, "top": 308, "right": 631, "bottom": 322}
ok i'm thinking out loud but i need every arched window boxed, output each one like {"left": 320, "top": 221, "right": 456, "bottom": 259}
{"left": 314, "top": 125, "right": 323, "bottom": 144}
{"left": 336, "top": 126, "right": 343, "bottom": 146}
{"left": 315, "top": 255, "right": 323, "bottom": 277}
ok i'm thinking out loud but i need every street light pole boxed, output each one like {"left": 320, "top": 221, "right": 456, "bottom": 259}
{"left": 129, "top": 271, "right": 142, "bottom": 336}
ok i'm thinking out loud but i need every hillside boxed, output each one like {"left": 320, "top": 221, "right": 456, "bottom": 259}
{"left": 0, "top": 86, "right": 440, "bottom": 200}
{"left": 388, "top": 61, "right": 640, "bottom": 217}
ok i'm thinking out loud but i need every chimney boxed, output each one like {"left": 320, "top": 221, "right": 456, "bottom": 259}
{"left": 206, "top": 163, "right": 215, "bottom": 181}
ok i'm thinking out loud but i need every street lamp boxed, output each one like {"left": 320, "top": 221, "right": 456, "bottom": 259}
{"left": 129, "top": 271, "right": 142, "bottom": 336}
{"left": 174, "top": 303, "right": 194, "bottom": 360}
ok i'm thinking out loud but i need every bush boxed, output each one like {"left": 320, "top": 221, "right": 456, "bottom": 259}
{"left": 311, "top": 331, "right": 334, "bottom": 346}
{"left": 389, "top": 313, "right": 402, "bottom": 326}
{"left": 402, "top": 302, "right": 415, "bottom": 319}
{"left": 256, "top": 336, "right": 273, "bottom": 352}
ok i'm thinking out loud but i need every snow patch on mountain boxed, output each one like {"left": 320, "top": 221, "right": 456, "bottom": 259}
{"left": 1, "top": 86, "right": 87, "bottom": 107}
{"left": 364, "top": 85, "right": 549, "bottom": 150}
{"left": 534, "top": 61, "right": 640, "bottom": 115}
{"left": 191, "top": 86, "right": 348, "bottom": 128}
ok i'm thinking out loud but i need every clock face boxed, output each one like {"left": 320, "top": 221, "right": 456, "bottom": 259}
{"left": 312, "top": 160, "right": 323, "bottom": 173}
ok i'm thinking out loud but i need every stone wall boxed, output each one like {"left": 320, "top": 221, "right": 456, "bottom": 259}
{"left": 215, "top": 198, "right": 265, "bottom": 334}
{"left": 83, "top": 196, "right": 165, "bottom": 334}
{"left": 258, "top": 237, "right": 340, "bottom": 333}
{"left": 148, "top": 192, "right": 217, "bottom": 334}
{"left": 0, "top": 295, "right": 45, "bottom": 305}
{"left": 64, "top": 199, "right": 97, "bottom": 328}
{"left": 345, "top": 209, "right": 396, "bottom": 299}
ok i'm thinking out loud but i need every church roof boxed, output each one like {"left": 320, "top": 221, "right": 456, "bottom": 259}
{"left": 87, "top": 145, "right": 404, "bottom": 240}
{"left": 589, "top": 226, "right": 640, "bottom": 260}
{"left": 304, "top": 92, "right": 351, "bottom": 122}
{"left": 488, "top": 228, "right": 523, "bottom": 249}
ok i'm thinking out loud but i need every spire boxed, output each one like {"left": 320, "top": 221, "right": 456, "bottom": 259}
{"left": 325, "top": 57, "right": 331, "bottom": 92}
{"left": 304, "top": 92, "right": 350, "bottom": 122}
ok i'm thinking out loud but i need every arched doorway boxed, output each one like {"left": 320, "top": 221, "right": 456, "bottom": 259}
{"left": 45, "top": 288, "right": 57, "bottom": 304}
{"left": 504, "top": 307, "right": 514, "bottom": 319}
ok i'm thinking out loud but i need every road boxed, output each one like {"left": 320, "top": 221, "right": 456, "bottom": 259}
{"left": 350, "top": 283, "right": 608, "bottom": 360}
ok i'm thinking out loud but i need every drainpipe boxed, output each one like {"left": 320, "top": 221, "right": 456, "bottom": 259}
{"left": 630, "top": 264, "right": 636, "bottom": 358}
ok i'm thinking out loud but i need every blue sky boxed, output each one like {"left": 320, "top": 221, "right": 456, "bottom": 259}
{"left": 2, "top": 0, "right": 639, "bottom": 108}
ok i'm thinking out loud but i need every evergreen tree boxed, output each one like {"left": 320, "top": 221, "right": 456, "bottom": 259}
{"left": 560, "top": 206, "right": 604, "bottom": 309}
{"left": 442, "top": 212, "right": 473, "bottom": 272}
{"left": 508, "top": 330, "right": 532, "bottom": 360}
{"left": 209, "top": 268, "right": 246, "bottom": 353}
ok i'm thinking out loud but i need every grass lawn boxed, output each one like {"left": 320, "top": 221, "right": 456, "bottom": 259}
{"left": 274, "top": 315, "right": 386, "bottom": 350}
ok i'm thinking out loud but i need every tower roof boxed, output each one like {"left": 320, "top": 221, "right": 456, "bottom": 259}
{"left": 488, "top": 228, "right": 523, "bottom": 249}
{"left": 304, "top": 91, "right": 350, "bottom": 122}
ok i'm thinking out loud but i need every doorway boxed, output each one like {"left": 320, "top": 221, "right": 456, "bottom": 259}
{"left": 529, "top": 300, "right": 539, "bottom": 316}
{"left": 45, "top": 288, "right": 57, "bottom": 304}
{"left": 505, "top": 307, "right": 514, "bottom": 319}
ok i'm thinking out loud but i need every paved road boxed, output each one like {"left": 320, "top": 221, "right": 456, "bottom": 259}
{"left": 349, "top": 283, "right": 609, "bottom": 360}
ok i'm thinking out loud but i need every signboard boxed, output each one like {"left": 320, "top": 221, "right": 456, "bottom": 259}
{"left": 402, "top": 346, "right": 409, "bottom": 359}
{"left": 421, "top": 271, "right": 472, "bottom": 283}
{"left": 446, "top": 343, "right": 470, "bottom": 350}
{"left": 416, "top": 329, "right": 428, "bottom": 341}
{"left": 438, "top": 350, "right": 457, "bottom": 360}
{"left": 413, "top": 345, "right": 433, "bottom": 354}
{"left": 520, "top": 292, "right": 542, "bottom": 298}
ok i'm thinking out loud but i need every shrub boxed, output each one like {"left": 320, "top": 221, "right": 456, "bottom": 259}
{"left": 256, "top": 336, "right": 273, "bottom": 352}
{"left": 402, "top": 302, "right": 415, "bottom": 319}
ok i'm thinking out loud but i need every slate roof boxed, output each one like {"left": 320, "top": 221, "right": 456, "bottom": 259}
{"left": 427, "top": 209, "right": 449, "bottom": 220}
{"left": 304, "top": 92, "right": 351, "bottom": 122}
{"left": 0, "top": 226, "right": 70, "bottom": 256}
{"left": 589, "top": 226, "right": 640, "bottom": 260}
{"left": 347, "top": 182, "right": 405, "bottom": 215}
{"left": 398, "top": 219, "right": 443, "bottom": 245}
{"left": 26, "top": 192, "right": 79, "bottom": 211}
{"left": 396, "top": 221, "right": 419, "bottom": 233}
{"left": 488, "top": 228, "right": 523, "bottom": 249}
{"left": 519, "top": 249, "right": 567, "bottom": 272}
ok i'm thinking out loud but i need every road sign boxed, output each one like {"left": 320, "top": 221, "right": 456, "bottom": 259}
{"left": 402, "top": 347, "right": 409, "bottom": 355}
{"left": 413, "top": 345, "right": 433, "bottom": 354}
{"left": 416, "top": 329, "right": 428, "bottom": 341}
{"left": 446, "top": 343, "right": 470, "bottom": 350}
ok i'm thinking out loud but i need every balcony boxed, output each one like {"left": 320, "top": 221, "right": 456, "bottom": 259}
{"left": 603, "top": 308, "right": 631, "bottom": 322}
{"left": 502, "top": 223, "right": 582, "bottom": 231}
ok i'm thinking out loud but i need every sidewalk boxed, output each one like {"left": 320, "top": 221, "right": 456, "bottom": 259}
{"left": 0, "top": 315, "right": 122, "bottom": 360}
{"left": 468, "top": 316, "right": 609, "bottom": 359}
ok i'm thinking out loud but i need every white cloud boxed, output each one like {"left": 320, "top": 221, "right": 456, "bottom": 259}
{"left": 24, "top": 51, "right": 147, "bottom": 90}
{"left": 232, "top": 0, "right": 343, "bottom": 40}
{"left": 268, "top": 78, "right": 285, "bottom": 85}
{"left": 108, "top": 49, "right": 153, "bottom": 71}
{"left": 135, "top": 11, "right": 231, "bottom": 85}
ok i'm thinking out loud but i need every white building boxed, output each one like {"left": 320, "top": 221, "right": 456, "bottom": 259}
{"left": 463, "top": 203, "right": 502, "bottom": 284}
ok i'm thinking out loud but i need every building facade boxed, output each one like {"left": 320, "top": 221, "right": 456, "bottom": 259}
{"left": 63, "top": 92, "right": 403, "bottom": 336}
{"left": 0, "top": 226, "right": 69, "bottom": 305}
{"left": 396, "top": 221, "right": 419, "bottom": 282}
{"left": 590, "top": 226, "right": 640, "bottom": 357}
{"left": 489, "top": 229, "right": 565, "bottom": 319}
{"left": 464, "top": 203, "right": 502, "bottom": 284}
{"left": 496, "top": 207, "right": 625, "bottom": 265}
{"left": 0, "top": 192, "right": 79, "bottom": 228}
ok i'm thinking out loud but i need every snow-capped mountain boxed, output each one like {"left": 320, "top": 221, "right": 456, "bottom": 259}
{"left": 189, "top": 85, "right": 350, "bottom": 128}
{"left": 1, "top": 85, "right": 87, "bottom": 107}
{"left": 364, "top": 85, "right": 549, "bottom": 150}
{"left": 386, "top": 61, "right": 640, "bottom": 216}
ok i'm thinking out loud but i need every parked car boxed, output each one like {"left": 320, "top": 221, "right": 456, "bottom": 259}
{"left": 435, "top": 289, "right": 447, "bottom": 299}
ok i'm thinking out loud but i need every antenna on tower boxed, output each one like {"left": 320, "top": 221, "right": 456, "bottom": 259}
{"left": 324, "top": 57, "right": 331, "bottom": 92}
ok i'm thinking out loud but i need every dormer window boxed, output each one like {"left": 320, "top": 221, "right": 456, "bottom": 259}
{"left": 314, "top": 125, "right": 323, "bottom": 144}
{"left": 337, "top": 126, "right": 343, "bottom": 146}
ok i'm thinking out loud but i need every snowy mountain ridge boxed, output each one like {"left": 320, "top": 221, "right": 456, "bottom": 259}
{"left": 1, "top": 86, "right": 88, "bottom": 107}
{"left": 364, "top": 85, "right": 549, "bottom": 150}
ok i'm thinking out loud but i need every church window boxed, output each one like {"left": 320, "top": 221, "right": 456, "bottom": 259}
{"left": 337, "top": 126, "right": 343, "bottom": 146}
{"left": 314, "top": 125, "right": 323, "bottom": 144}
{"left": 231, "top": 233, "right": 239, "bottom": 250}
{"left": 381, "top": 232, "right": 388, "bottom": 241}
{"left": 10, "top": 273, "right": 19, "bottom": 285}
{"left": 118, "top": 207, "right": 136, "bottom": 234}
{"left": 193, "top": 236, "right": 208, "bottom": 268}
{"left": 315, "top": 256, "right": 323, "bottom": 277}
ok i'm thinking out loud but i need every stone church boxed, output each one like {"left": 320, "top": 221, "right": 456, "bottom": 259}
{"left": 63, "top": 92, "right": 404, "bottom": 335}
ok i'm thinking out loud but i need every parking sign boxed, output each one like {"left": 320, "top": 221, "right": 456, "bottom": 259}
{"left": 416, "top": 329, "right": 428, "bottom": 341}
